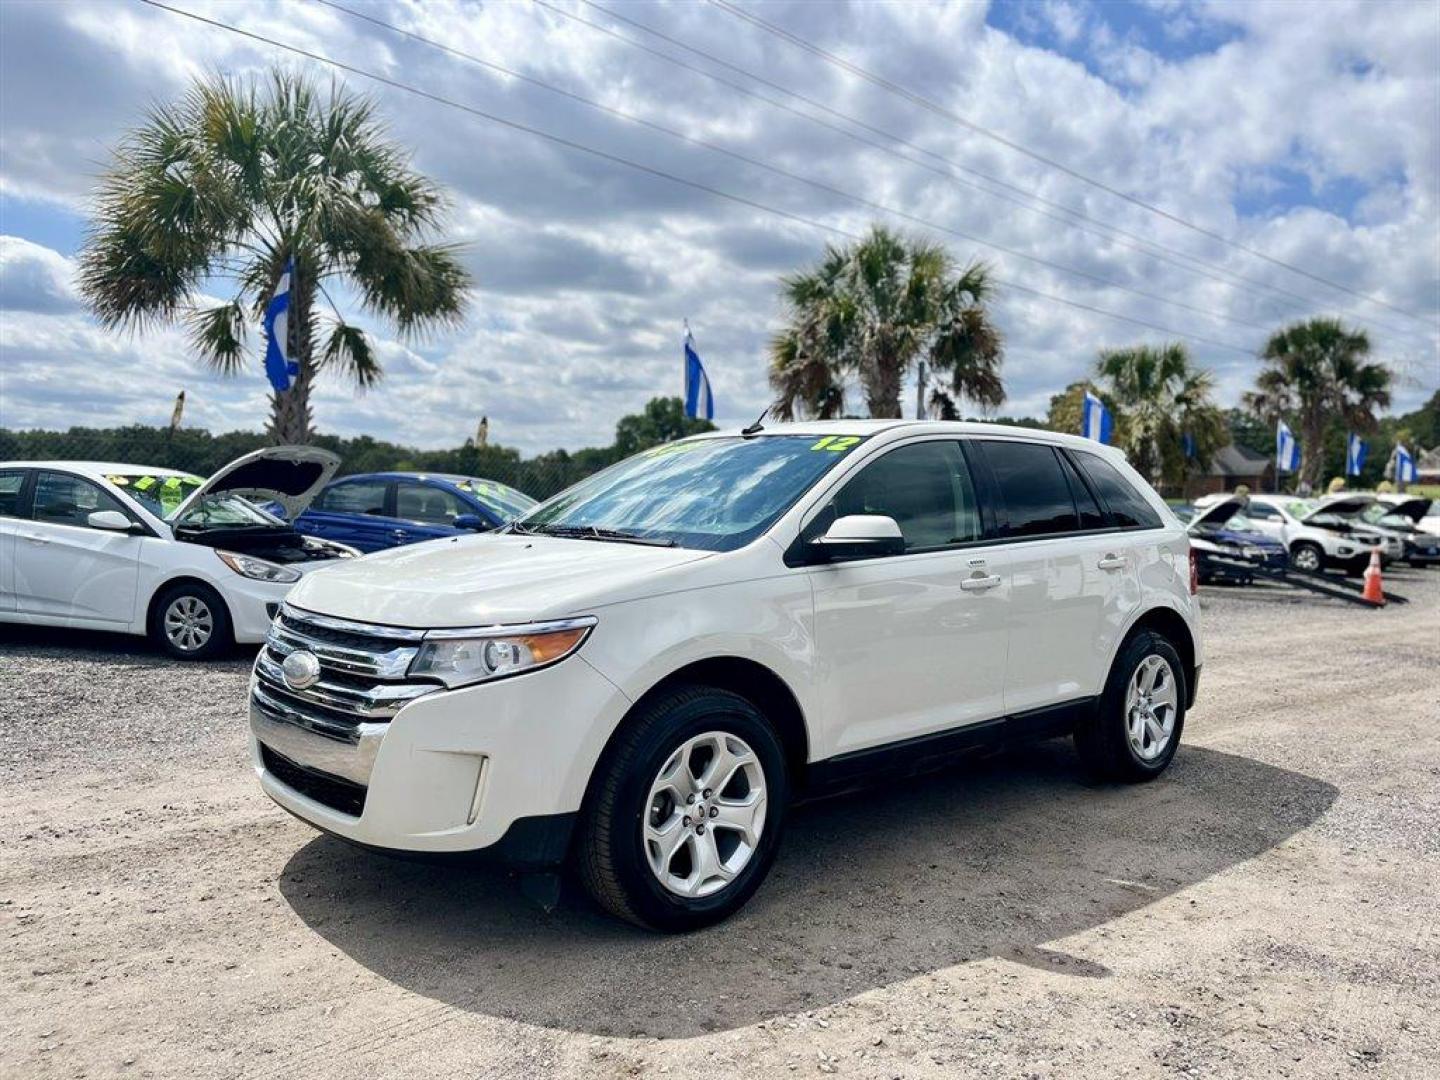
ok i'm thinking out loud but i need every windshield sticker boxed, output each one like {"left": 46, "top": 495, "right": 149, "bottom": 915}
{"left": 811, "top": 436, "right": 861, "bottom": 452}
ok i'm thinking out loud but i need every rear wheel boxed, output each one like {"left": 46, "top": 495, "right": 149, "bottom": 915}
{"left": 150, "top": 581, "right": 232, "bottom": 661}
{"left": 577, "top": 686, "right": 789, "bottom": 931}
{"left": 1075, "top": 631, "right": 1186, "bottom": 783}
{"left": 1290, "top": 542, "right": 1323, "bottom": 574}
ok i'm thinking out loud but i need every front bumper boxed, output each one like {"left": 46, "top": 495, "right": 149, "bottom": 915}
{"left": 224, "top": 577, "right": 294, "bottom": 642}
{"left": 250, "top": 654, "right": 630, "bottom": 859}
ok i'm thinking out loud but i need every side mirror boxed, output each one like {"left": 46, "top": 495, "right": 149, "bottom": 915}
{"left": 88, "top": 510, "right": 136, "bottom": 532}
{"left": 453, "top": 513, "right": 491, "bottom": 531}
{"left": 808, "top": 514, "right": 905, "bottom": 562}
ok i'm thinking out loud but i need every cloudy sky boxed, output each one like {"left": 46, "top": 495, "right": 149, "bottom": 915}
{"left": 1, "top": 0, "right": 1437, "bottom": 454}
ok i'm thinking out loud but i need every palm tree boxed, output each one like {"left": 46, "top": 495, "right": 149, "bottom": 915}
{"left": 1095, "top": 343, "right": 1225, "bottom": 487}
{"left": 768, "top": 225, "right": 1003, "bottom": 420}
{"left": 78, "top": 72, "right": 470, "bottom": 444}
{"left": 1243, "top": 318, "right": 1391, "bottom": 489}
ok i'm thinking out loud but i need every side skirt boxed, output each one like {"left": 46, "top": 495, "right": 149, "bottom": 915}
{"left": 801, "top": 697, "right": 1097, "bottom": 800}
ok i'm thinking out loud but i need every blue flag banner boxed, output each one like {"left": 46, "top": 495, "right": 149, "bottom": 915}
{"left": 1181, "top": 432, "right": 1197, "bottom": 459}
{"left": 1346, "top": 433, "right": 1368, "bottom": 477}
{"left": 1081, "top": 390, "right": 1112, "bottom": 444}
{"left": 1395, "top": 444, "right": 1417, "bottom": 484}
{"left": 1276, "top": 419, "right": 1300, "bottom": 473}
{"left": 264, "top": 258, "right": 299, "bottom": 393}
{"left": 683, "top": 327, "right": 714, "bottom": 421}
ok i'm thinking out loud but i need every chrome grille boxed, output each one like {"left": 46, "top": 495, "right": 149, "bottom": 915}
{"left": 252, "top": 604, "right": 438, "bottom": 741}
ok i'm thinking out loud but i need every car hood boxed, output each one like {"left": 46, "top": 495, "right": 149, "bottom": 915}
{"left": 1303, "top": 495, "right": 1376, "bottom": 523}
{"left": 1189, "top": 497, "right": 1247, "bottom": 528}
{"left": 283, "top": 532, "right": 716, "bottom": 627}
{"left": 1381, "top": 496, "right": 1432, "bottom": 522}
{"left": 172, "top": 445, "right": 341, "bottom": 522}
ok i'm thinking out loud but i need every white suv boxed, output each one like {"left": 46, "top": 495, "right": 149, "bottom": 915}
{"left": 251, "top": 422, "right": 1201, "bottom": 930}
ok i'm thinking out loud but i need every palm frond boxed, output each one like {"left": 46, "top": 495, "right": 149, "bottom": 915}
{"left": 320, "top": 323, "right": 382, "bottom": 390}
{"left": 185, "top": 301, "right": 248, "bottom": 375}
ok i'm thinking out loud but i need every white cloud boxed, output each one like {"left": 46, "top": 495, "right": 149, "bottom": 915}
{"left": 0, "top": 0, "right": 1435, "bottom": 455}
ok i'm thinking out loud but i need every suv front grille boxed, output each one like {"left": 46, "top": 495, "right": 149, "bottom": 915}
{"left": 260, "top": 744, "right": 367, "bottom": 817}
{"left": 252, "top": 604, "right": 439, "bottom": 741}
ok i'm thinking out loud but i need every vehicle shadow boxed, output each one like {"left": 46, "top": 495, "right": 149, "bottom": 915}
{"left": 279, "top": 742, "right": 1336, "bottom": 1037}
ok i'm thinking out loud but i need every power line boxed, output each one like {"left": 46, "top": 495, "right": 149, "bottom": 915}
{"left": 708, "top": 0, "right": 1432, "bottom": 327}
{"left": 555, "top": 0, "right": 1430, "bottom": 351}
{"left": 137, "top": 0, "right": 1259, "bottom": 358}
{"left": 318, "top": 0, "right": 1279, "bottom": 338}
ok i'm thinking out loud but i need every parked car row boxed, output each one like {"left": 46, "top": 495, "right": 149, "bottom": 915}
{"left": 1190, "top": 492, "right": 1418, "bottom": 575}
{"left": 0, "top": 452, "right": 535, "bottom": 658}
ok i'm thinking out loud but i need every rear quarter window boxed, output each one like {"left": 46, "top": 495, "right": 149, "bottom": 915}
{"left": 1071, "top": 451, "right": 1163, "bottom": 530}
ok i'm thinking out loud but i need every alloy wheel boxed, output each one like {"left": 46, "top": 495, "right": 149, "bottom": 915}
{"left": 1293, "top": 546, "right": 1321, "bottom": 572}
{"left": 164, "top": 595, "right": 214, "bottom": 652}
{"left": 643, "top": 730, "right": 767, "bottom": 898}
{"left": 1125, "top": 654, "right": 1178, "bottom": 762}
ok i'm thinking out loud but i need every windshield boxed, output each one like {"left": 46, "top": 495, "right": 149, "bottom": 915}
{"left": 174, "top": 493, "right": 283, "bottom": 530}
{"left": 454, "top": 477, "right": 536, "bottom": 521}
{"left": 107, "top": 473, "right": 204, "bottom": 519}
{"left": 1286, "top": 499, "right": 1320, "bottom": 518}
{"left": 516, "top": 434, "right": 868, "bottom": 551}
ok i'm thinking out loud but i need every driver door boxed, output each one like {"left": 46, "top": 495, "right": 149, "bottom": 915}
{"left": 805, "top": 439, "right": 1010, "bottom": 758}
{"left": 13, "top": 470, "right": 142, "bottom": 624}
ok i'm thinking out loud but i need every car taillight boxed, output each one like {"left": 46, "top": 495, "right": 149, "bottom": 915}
{"left": 1188, "top": 547, "right": 1199, "bottom": 595}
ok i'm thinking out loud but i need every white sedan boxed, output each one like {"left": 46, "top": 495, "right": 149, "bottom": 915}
{"left": 0, "top": 447, "right": 355, "bottom": 659}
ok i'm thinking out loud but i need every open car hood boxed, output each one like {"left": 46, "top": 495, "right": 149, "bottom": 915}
{"left": 1189, "top": 496, "right": 1247, "bottom": 528}
{"left": 1382, "top": 496, "right": 1432, "bottom": 522}
{"left": 1304, "top": 495, "right": 1376, "bottom": 522}
{"left": 171, "top": 445, "right": 341, "bottom": 523}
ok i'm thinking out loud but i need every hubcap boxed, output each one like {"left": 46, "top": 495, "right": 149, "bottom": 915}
{"left": 644, "top": 731, "right": 767, "bottom": 898}
{"left": 164, "top": 595, "right": 213, "bottom": 652}
{"left": 1125, "top": 654, "right": 1178, "bottom": 762}
{"left": 1294, "top": 547, "right": 1320, "bottom": 571}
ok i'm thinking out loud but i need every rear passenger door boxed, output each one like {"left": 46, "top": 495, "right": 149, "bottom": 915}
{"left": 393, "top": 480, "right": 472, "bottom": 544}
{"left": 298, "top": 478, "right": 395, "bottom": 552}
{"left": 970, "top": 440, "right": 1139, "bottom": 716}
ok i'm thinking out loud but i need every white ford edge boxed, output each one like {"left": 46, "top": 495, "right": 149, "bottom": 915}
{"left": 251, "top": 421, "right": 1201, "bottom": 931}
{"left": 0, "top": 447, "right": 352, "bottom": 659}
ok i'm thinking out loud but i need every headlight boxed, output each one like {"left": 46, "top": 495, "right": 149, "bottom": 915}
{"left": 408, "top": 617, "right": 596, "bottom": 688}
{"left": 216, "top": 550, "right": 302, "bottom": 584}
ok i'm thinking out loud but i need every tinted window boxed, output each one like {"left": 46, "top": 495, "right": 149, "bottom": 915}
{"left": 980, "top": 441, "right": 1079, "bottom": 538}
{"left": 1245, "top": 502, "right": 1280, "bottom": 520}
{"left": 1059, "top": 454, "right": 1107, "bottom": 530}
{"left": 317, "top": 479, "right": 388, "bottom": 515}
{"left": 32, "top": 472, "right": 129, "bottom": 528}
{"left": 824, "top": 441, "right": 981, "bottom": 551}
{"left": 1073, "top": 452, "right": 1163, "bottom": 529}
{"left": 396, "top": 482, "right": 468, "bottom": 525}
{"left": 0, "top": 470, "right": 24, "bottom": 518}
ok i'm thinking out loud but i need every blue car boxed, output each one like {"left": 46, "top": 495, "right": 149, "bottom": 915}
{"left": 291, "top": 472, "right": 537, "bottom": 553}
{"left": 1187, "top": 496, "right": 1288, "bottom": 585}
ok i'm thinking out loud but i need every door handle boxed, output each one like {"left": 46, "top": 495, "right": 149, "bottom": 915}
{"left": 1097, "top": 553, "right": 1127, "bottom": 570}
{"left": 960, "top": 574, "right": 1002, "bottom": 592}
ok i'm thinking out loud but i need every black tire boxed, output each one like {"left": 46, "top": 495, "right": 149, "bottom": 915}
{"left": 1074, "top": 630, "right": 1186, "bottom": 783}
{"left": 149, "top": 581, "right": 233, "bottom": 661}
{"left": 576, "top": 685, "right": 789, "bottom": 932}
{"left": 1289, "top": 541, "right": 1324, "bottom": 574}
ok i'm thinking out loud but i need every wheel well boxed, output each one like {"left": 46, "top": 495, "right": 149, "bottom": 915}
{"left": 605, "top": 657, "right": 810, "bottom": 787}
{"left": 146, "top": 576, "right": 231, "bottom": 634}
{"left": 1130, "top": 607, "right": 1196, "bottom": 705}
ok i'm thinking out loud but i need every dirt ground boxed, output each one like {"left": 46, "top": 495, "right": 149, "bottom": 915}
{"left": 3, "top": 568, "right": 1437, "bottom": 1079}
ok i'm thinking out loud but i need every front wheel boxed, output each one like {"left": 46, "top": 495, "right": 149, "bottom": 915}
{"left": 150, "top": 581, "right": 232, "bottom": 661}
{"left": 576, "top": 686, "right": 789, "bottom": 931}
{"left": 1290, "top": 542, "right": 1324, "bottom": 574}
{"left": 1074, "top": 631, "right": 1186, "bottom": 782}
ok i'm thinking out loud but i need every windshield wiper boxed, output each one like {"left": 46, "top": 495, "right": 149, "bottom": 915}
{"left": 527, "top": 523, "right": 678, "bottom": 547}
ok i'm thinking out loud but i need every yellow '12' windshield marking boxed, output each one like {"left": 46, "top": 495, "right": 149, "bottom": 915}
{"left": 811, "top": 436, "right": 861, "bottom": 452}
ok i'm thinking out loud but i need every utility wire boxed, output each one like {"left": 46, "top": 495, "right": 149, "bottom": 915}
{"left": 318, "top": 0, "right": 1278, "bottom": 337}
{"left": 139, "top": 0, "right": 1259, "bottom": 357}
{"left": 556, "top": 0, "right": 1429, "bottom": 351}
{"left": 708, "top": 0, "right": 1431, "bottom": 326}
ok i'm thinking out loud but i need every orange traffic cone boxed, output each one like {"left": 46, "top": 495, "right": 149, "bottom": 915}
{"left": 1361, "top": 547, "right": 1386, "bottom": 606}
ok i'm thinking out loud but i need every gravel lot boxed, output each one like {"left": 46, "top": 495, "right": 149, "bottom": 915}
{"left": 4, "top": 568, "right": 1438, "bottom": 1079}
